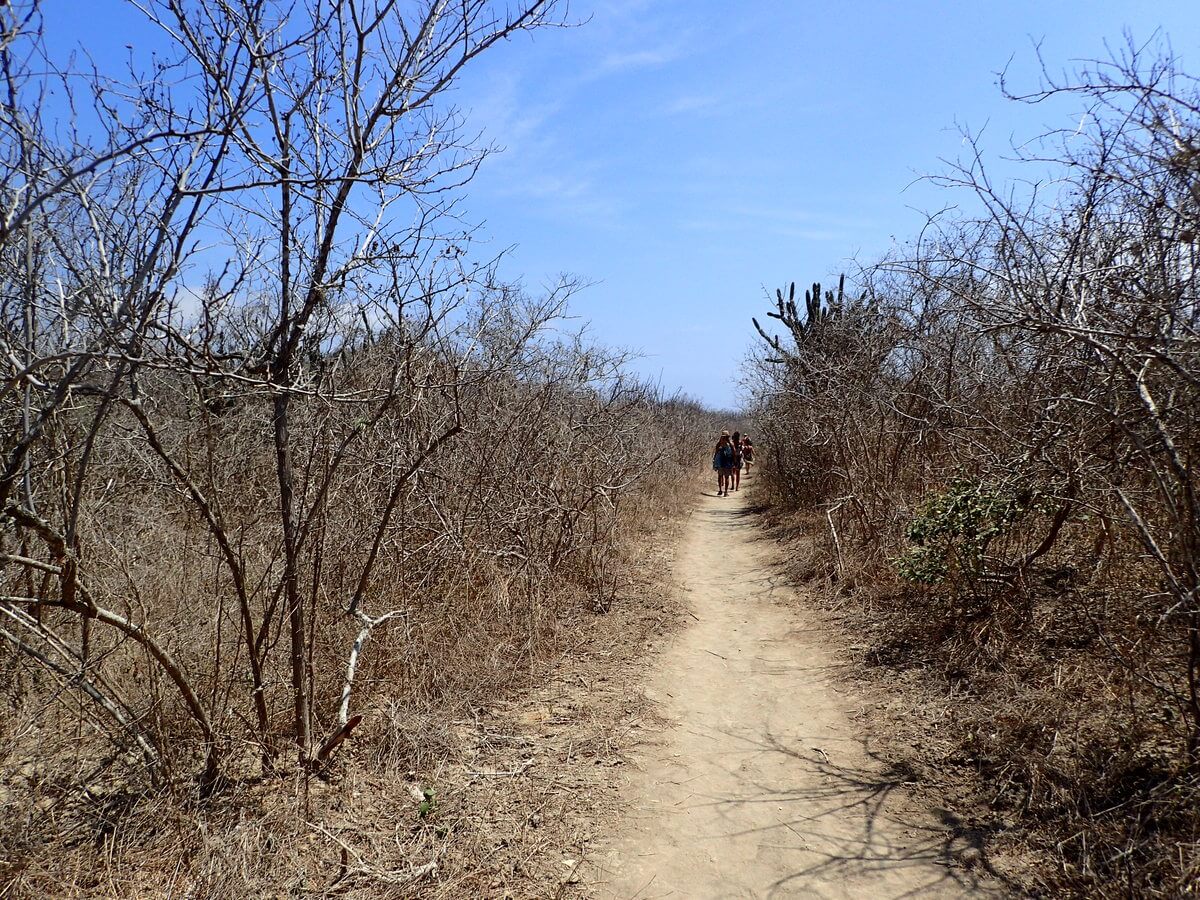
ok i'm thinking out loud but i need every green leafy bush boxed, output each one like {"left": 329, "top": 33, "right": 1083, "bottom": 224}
{"left": 894, "top": 478, "right": 1036, "bottom": 585}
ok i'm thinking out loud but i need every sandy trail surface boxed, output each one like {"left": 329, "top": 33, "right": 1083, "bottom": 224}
{"left": 589, "top": 484, "right": 997, "bottom": 899}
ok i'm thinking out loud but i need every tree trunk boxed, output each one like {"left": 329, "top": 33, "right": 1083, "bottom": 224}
{"left": 273, "top": 390, "right": 309, "bottom": 763}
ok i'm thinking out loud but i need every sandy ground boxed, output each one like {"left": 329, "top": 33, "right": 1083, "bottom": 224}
{"left": 586, "top": 483, "right": 1000, "bottom": 899}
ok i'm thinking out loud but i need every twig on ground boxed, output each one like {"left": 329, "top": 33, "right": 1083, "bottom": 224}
{"left": 466, "top": 757, "right": 535, "bottom": 778}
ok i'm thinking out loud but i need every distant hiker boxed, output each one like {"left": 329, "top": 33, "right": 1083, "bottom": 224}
{"left": 742, "top": 435, "right": 754, "bottom": 475}
{"left": 713, "top": 431, "right": 735, "bottom": 496}
{"left": 731, "top": 430, "right": 744, "bottom": 491}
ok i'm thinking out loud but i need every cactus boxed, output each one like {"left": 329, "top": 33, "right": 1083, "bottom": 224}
{"left": 752, "top": 274, "right": 846, "bottom": 362}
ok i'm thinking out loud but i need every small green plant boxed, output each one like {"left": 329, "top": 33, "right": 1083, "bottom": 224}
{"left": 418, "top": 787, "right": 437, "bottom": 819}
{"left": 894, "top": 478, "right": 1036, "bottom": 585}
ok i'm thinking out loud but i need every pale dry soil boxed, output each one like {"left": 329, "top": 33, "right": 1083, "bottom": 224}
{"left": 587, "top": 483, "right": 1003, "bottom": 899}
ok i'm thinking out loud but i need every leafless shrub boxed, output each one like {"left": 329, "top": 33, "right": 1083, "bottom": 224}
{"left": 751, "top": 39, "right": 1200, "bottom": 895}
{"left": 0, "top": 1, "right": 718, "bottom": 893}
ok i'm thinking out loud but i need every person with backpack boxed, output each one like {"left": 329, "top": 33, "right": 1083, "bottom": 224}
{"left": 712, "top": 431, "right": 735, "bottom": 496}
{"left": 731, "top": 431, "right": 745, "bottom": 491}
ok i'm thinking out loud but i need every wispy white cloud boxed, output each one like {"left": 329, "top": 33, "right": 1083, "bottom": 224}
{"left": 490, "top": 171, "right": 622, "bottom": 219}
{"left": 595, "top": 42, "right": 686, "bottom": 74}
{"left": 582, "top": 0, "right": 700, "bottom": 78}
{"left": 457, "top": 1, "right": 706, "bottom": 226}
{"left": 465, "top": 71, "right": 625, "bottom": 225}
{"left": 664, "top": 92, "right": 723, "bottom": 115}
{"left": 468, "top": 71, "right": 562, "bottom": 155}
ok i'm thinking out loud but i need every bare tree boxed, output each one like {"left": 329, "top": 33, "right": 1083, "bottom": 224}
{"left": 0, "top": 0, "right": 572, "bottom": 788}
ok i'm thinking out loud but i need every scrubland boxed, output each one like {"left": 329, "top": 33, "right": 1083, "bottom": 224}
{"left": 749, "top": 48, "right": 1200, "bottom": 897}
{"left": 0, "top": 0, "right": 717, "bottom": 894}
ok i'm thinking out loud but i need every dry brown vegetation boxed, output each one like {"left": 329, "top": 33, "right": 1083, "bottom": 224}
{"left": 750, "top": 45, "right": 1200, "bottom": 898}
{"left": 0, "top": 1, "right": 716, "bottom": 895}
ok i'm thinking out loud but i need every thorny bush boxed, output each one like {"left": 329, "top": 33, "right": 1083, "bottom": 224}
{"left": 749, "top": 42, "right": 1200, "bottom": 896}
{"left": 0, "top": 1, "right": 718, "bottom": 894}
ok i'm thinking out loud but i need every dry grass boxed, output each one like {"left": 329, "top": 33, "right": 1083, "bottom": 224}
{"left": 756, "top": 503, "right": 1200, "bottom": 898}
{"left": 0, "top": 466, "right": 697, "bottom": 899}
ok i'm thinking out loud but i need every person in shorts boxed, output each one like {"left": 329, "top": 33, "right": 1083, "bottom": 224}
{"left": 731, "top": 430, "right": 744, "bottom": 491}
{"left": 742, "top": 435, "right": 754, "bottom": 475}
{"left": 712, "top": 431, "right": 735, "bottom": 496}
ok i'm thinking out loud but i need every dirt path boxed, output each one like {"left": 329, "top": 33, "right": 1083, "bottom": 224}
{"left": 587, "top": 484, "right": 998, "bottom": 899}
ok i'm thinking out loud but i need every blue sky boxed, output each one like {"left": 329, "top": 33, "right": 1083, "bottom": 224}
{"left": 50, "top": 1, "right": 1200, "bottom": 409}
{"left": 451, "top": 0, "right": 1200, "bottom": 408}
